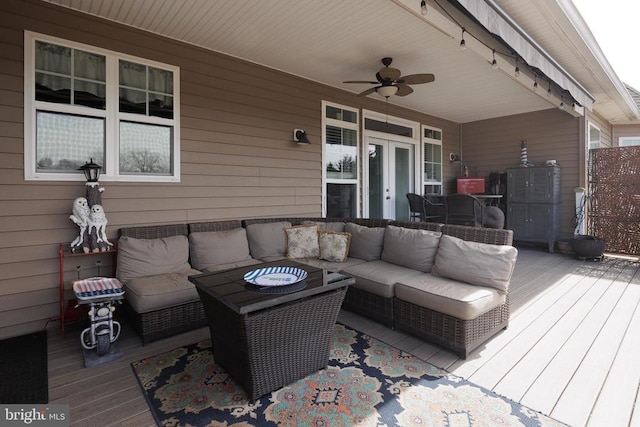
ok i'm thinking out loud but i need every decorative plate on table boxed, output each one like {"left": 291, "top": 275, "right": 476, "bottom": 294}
{"left": 243, "top": 266, "right": 307, "bottom": 286}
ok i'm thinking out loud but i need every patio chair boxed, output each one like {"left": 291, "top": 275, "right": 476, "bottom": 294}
{"left": 444, "top": 193, "right": 483, "bottom": 227}
{"left": 406, "top": 193, "right": 443, "bottom": 222}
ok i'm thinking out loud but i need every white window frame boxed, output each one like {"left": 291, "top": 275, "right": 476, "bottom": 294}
{"left": 619, "top": 136, "right": 640, "bottom": 147}
{"left": 322, "top": 101, "right": 359, "bottom": 217}
{"left": 421, "top": 125, "right": 443, "bottom": 195}
{"left": 24, "top": 31, "right": 181, "bottom": 182}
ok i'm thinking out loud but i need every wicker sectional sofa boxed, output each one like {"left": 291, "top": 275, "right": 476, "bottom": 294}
{"left": 116, "top": 217, "right": 517, "bottom": 358}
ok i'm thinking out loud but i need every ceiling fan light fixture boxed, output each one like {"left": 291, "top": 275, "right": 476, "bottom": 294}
{"left": 420, "top": 0, "right": 427, "bottom": 15}
{"left": 377, "top": 85, "right": 398, "bottom": 98}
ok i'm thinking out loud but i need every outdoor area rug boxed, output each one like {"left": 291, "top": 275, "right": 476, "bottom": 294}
{"left": 0, "top": 330, "right": 48, "bottom": 403}
{"left": 132, "top": 324, "right": 565, "bottom": 426}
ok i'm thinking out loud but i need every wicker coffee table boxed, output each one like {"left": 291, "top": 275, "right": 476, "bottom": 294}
{"left": 188, "top": 260, "right": 353, "bottom": 400}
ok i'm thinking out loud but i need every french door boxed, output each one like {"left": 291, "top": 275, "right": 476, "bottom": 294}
{"left": 367, "top": 137, "right": 414, "bottom": 220}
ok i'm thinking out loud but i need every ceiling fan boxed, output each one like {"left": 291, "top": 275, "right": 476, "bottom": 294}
{"left": 343, "top": 57, "right": 435, "bottom": 98}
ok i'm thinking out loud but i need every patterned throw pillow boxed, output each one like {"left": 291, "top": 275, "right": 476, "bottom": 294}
{"left": 318, "top": 231, "right": 351, "bottom": 262}
{"left": 285, "top": 224, "right": 320, "bottom": 259}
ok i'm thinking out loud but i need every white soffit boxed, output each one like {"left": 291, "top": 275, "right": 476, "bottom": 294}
{"left": 491, "top": 0, "right": 640, "bottom": 123}
{"left": 455, "top": 0, "right": 594, "bottom": 111}
{"left": 40, "top": 0, "right": 576, "bottom": 123}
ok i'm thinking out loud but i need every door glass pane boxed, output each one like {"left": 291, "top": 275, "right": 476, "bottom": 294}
{"left": 326, "top": 184, "right": 356, "bottom": 218}
{"left": 368, "top": 144, "right": 384, "bottom": 218}
{"left": 395, "top": 147, "right": 410, "bottom": 221}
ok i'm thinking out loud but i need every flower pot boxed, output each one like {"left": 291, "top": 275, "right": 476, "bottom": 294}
{"left": 556, "top": 240, "right": 574, "bottom": 256}
{"left": 570, "top": 235, "right": 606, "bottom": 259}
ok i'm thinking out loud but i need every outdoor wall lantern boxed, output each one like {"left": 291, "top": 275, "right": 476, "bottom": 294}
{"left": 78, "top": 158, "right": 102, "bottom": 182}
{"left": 293, "top": 129, "right": 311, "bottom": 145}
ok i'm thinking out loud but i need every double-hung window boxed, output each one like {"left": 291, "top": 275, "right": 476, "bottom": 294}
{"left": 323, "top": 102, "right": 359, "bottom": 217}
{"left": 24, "top": 32, "right": 180, "bottom": 182}
{"left": 422, "top": 126, "right": 443, "bottom": 195}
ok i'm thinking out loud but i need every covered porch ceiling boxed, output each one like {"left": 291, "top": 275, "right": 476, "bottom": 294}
{"left": 43, "top": 0, "right": 640, "bottom": 124}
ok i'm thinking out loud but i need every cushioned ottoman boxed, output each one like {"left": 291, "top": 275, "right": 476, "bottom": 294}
{"left": 124, "top": 269, "right": 203, "bottom": 313}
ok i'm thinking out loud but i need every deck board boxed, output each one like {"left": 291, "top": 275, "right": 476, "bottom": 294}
{"left": 44, "top": 248, "right": 639, "bottom": 427}
{"left": 551, "top": 283, "right": 640, "bottom": 426}
{"left": 586, "top": 266, "right": 640, "bottom": 427}
{"left": 519, "top": 266, "right": 632, "bottom": 413}
{"left": 493, "top": 263, "right": 621, "bottom": 400}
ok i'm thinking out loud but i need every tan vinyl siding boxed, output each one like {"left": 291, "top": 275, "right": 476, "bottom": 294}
{"left": 461, "top": 109, "right": 581, "bottom": 239}
{"left": 612, "top": 124, "right": 640, "bottom": 144}
{"left": 0, "top": 0, "right": 459, "bottom": 338}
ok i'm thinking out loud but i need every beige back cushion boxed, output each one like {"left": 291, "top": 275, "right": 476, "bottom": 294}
{"left": 117, "top": 235, "right": 191, "bottom": 282}
{"left": 345, "top": 223, "right": 386, "bottom": 261}
{"left": 431, "top": 234, "right": 518, "bottom": 293}
{"left": 189, "top": 228, "right": 253, "bottom": 270}
{"left": 245, "top": 221, "right": 292, "bottom": 259}
{"left": 381, "top": 225, "right": 442, "bottom": 272}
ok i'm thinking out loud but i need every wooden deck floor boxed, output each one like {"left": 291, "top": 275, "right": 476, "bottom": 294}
{"left": 47, "top": 248, "right": 640, "bottom": 427}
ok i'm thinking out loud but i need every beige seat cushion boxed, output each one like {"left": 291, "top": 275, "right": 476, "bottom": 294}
{"left": 245, "top": 221, "right": 292, "bottom": 259}
{"left": 395, "top": 274, "right": 506, "bottom": 320}
{"left": 189, "top": 228, "right": 255, "bottom": 271}
{"left": 381, "top": 225, "right": 441, "bottom": 272}
{"left": 431, "top": 234, "right": 518, "bottom": 293}
{"left": 117, "top": 235, "right": 191, "bottom": 282}
{"left": 124, "top": 268, "right": 201, "bottom": 313}
{"left": 341, "top": 260, "right": 423, "bottom": 298}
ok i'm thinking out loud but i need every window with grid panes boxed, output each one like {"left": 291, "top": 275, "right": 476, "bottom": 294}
{"left": 324, "top": 103, "right": 359, "bottom": 217}
{"left": 423, "top": 127, "right": 442, "bottom": 195}
{"left": 24, "top": 32, "right": 180, "bottom": 182}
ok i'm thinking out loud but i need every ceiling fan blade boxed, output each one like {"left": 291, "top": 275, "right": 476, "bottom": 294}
{"left": 395, "top": 84, "right": 414, "bottom": 97}
{"left": 378, "top": 67, "right": 401, "bottom": 81}
{"left": 397, "top": 73, "right": 435, "bottom": 85}
{"left": 357, "top": 87, "right": 378, "bottom": 97}
{"left": 343, "top": 80, "right": 378, "bottom": 84}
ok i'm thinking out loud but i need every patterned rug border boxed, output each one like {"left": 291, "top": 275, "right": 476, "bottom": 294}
{"left": 132, "top": 323, "right": 567, "bottom": 427}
